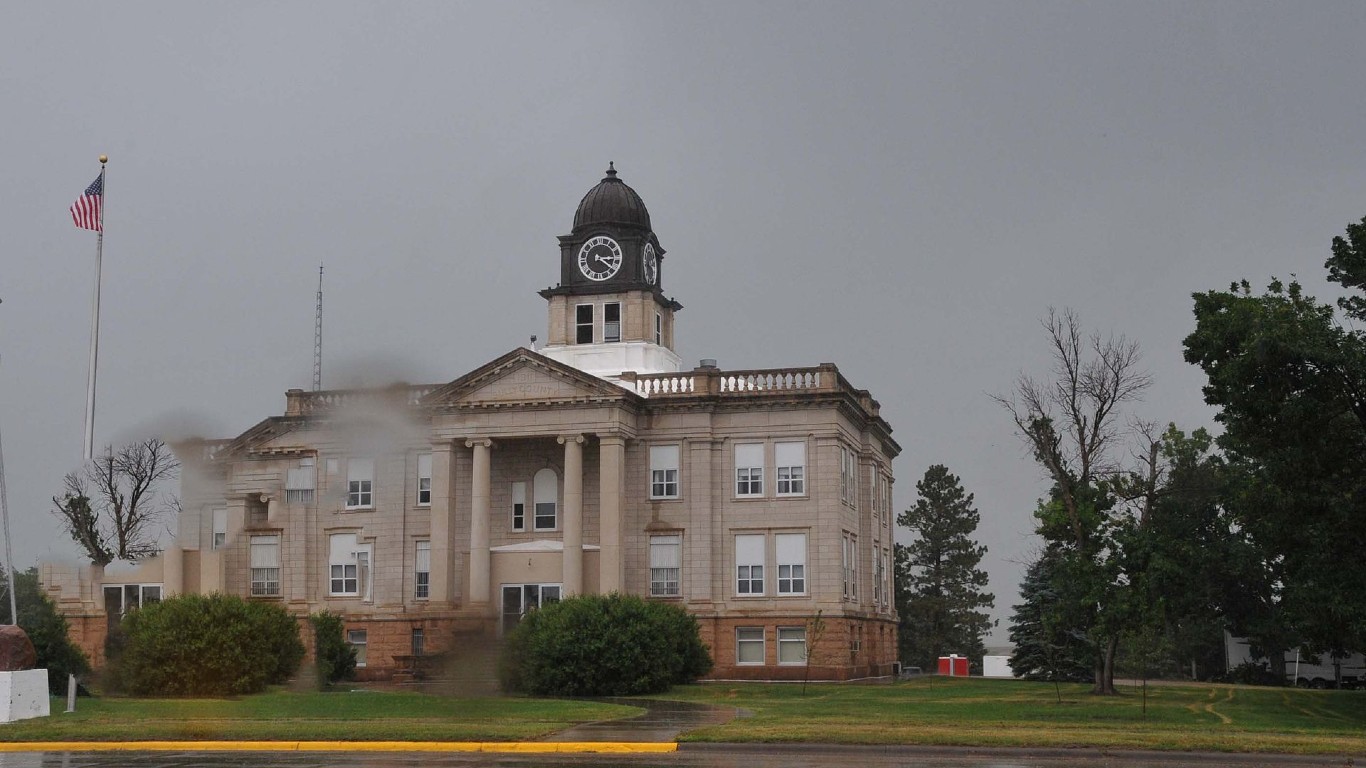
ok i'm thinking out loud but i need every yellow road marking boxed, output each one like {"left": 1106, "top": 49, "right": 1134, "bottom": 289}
{"left": 0, "top": 741, "right": 678, "bottom": 754}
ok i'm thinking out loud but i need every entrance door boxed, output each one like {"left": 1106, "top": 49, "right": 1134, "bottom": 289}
{"left": 500, "top": 583, "right": 562, "bottom": 635}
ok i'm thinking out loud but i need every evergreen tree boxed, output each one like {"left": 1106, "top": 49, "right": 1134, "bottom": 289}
{"left": 1008, "top": 548, "right": 1092, "bottom": 682}
{"left": 896, "top": 465, "right": 994, "bottom": 671}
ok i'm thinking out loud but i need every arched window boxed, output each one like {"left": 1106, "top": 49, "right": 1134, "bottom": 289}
{"left": 533, "top": 468, "right": 558, "bottom": 530}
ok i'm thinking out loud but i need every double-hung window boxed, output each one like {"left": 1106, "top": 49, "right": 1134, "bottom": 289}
{"left": 347, "top": 459, "right": 373, "bottom": 509}
{"left": 329, "top": 533, "right": 372, "bottom": 599}
{"left": 736, "top": 534, "right": 765, "bottom": 595}
{"left": 776, "top": 533, "right": 806, "bottom": 595}
{"left": 881, "top": 547, "right": 891, "bottom": 611}
{"left": 416, "top": 453, "right": 432, "bottom": 506}
{"left": 211, "top": 508, "right": 227, "bottom": 550}
{"left": 649, "top": 445, "right": 680, "bottom": 499}
{"left": 533, "top": 468, "right": 558, "bottom": 530}
{"left": 841, "top": 533, "right": 856, "bottom": 601}
{"left": 775, "top": 441, "right": 805, "bottom": 496}
{"left": 777, "top": 627, "right": 807, "bottom": 665}
{"left": 649, "top": 534, "right": 681, "bottom": 597}
{"left": 347, "top": 629, "right": 368, "bottom": 667}
{"left": 415, "top": 540, "right": 431, "bottom": 599}
{"left": 575, "top": 304, "right": 594, "bottom": 344}
{"left": 872, "top": 540, "right": 882, "bottom": 606}
{"left": 511, "top": 481, "right": 527, "bottom": 531}
{"left": 286, "top": 458, "right": 316, "bottom": 504}
{"left": 654, "top": 312, "right": 662, "bottom": 345}
{"left": 735, "top": 443, "right": 763, "bottom": 497}
{"left": 249, "top": 535, "right": 280, "bottom": 597}
{"left": 603, "top": 302, "right": 621, "bottom": 343}
{"left": 736, "top": 627, "right": 764, "bottom": 665}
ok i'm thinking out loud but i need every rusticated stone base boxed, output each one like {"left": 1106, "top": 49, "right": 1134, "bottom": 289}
{"left": 697, "top": 614, "right": 898, "bottom": 681}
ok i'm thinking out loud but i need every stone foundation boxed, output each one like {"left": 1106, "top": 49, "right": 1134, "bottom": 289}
{"left": 698, "top": 614, "right": 898, "bottom": 681}
{"left": 66, "top": 606, "right": 895, "bottom": 683}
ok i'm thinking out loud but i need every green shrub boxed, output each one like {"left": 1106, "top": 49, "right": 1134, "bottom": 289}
{"left": 499, "top": 593, "right": 711, "bottom": 696}
{"left": 112, "top": 594, "right": 304, "bottom": 696}
{"left": 309, "top": 611, "right": 356, "bottom": 687}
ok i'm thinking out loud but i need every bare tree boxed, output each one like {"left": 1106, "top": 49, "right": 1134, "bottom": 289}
{"left": 52, "top": 438, "right": 180, "bottom": 566}
{"left": 993, "top": 308, "right": 1151, "bottom": 695}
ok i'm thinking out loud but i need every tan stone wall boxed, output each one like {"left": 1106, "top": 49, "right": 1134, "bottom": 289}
{"left": 66, "top": 614, "right": 109, "bottom": 670}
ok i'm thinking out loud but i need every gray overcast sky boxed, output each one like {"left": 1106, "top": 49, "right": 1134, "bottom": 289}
{"left": 4, "top": 2, "right": 1366, "bottom": 643}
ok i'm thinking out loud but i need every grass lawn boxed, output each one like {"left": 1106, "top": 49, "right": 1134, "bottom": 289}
{"left": 0, "top": 689, "right": 638, "bottom": 742}
{"left": 659, "top": 677, "right": 1366, "bottom": 755}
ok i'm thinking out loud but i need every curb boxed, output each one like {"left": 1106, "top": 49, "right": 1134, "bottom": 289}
{"left": 0, "top": 741, "right": 678, "bottom": 754}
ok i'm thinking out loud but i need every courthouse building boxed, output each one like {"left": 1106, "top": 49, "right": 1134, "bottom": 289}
{"left": 42, "top": 166, "right": 901, "bottom": 680}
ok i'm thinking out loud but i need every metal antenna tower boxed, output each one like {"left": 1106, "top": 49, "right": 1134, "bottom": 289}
{"left": 312, "top": 264, "right": 323, "bottom": 391}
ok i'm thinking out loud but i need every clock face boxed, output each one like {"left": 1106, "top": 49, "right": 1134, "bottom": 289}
{"left": 578, "top": 236, "right": 623, "bottom": 281}
{"left": 642, "top": 243, "right": 658, "bottom": 285}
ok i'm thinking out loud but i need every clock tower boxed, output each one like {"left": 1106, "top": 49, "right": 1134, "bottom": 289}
{"left": 538, "top": 164, "right": 684, "bottom": 380}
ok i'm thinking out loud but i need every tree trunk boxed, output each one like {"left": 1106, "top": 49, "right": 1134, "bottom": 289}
{"left": 1268, "top": 647, "right": 1288, "bottom": 685}
{"left": 1091, "top": 636, "right": 1120, "bottom": 695}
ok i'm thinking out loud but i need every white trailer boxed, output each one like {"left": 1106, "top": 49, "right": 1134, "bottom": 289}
{"left": 1226, "top": 634, "right": 1366, "bottom": 688}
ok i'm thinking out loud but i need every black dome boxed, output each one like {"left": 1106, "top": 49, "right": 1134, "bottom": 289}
{"left": 572, "top": 163, "right": 652, "bottom": 232}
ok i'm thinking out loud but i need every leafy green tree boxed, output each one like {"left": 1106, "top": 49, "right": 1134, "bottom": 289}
{"left": 896, "top": 465, "right": 994, "bottom": 671}
{"left": 1133, "top": 427, "right": 1271, "bottom": 680}
{"left": 0, "top": 567, "right": 92, "bottom": 694}
{"left": 1184, "top": 217, "right": 1366, "bottom": 660}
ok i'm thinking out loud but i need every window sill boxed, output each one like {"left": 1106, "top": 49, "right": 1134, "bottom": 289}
{"left": 775, "top": 593, "right": 809, "bottom": 598}
{"left": 733, "top": 594, "right": 768, "bottom": 599}
{"left": 649, "top": 496, "right": 682, "bottom": 502}
{"left": 416, "top": 503, "right": 431, "bottom": 509}
{"left": 343, "top": 507, "right": 374, "bottom": 513}
{"left": 648, "top": 593, "right": 683, "bottom": 600}
{"left": 733, "top": 495, "right": 767, "bottom": 502}
{"left": 775, "top": 493, "right": 809, "bottom": 500}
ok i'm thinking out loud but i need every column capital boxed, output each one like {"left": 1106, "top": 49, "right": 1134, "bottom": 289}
{"left": 597, "top": 433, "right": 627, "bottom": 447}
{"left": 557, "top": 434, "right": 586, "bottom": 446}
{"left": 430, "top": 437, "right": 457, "bottom": 451}
{"left": 464, "top": 438, "right": 494, "bottom": 449}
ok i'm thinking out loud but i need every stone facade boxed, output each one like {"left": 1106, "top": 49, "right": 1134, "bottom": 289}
{"left": 42, "top": 166, "right": 902, "bottom": 682}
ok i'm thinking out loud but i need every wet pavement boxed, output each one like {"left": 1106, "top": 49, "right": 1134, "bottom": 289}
{"left": 544, "top": 699, "right": 744, "bottom": 742}
{"left": 0, "top": 746, "right": 1359, "bottom": 768}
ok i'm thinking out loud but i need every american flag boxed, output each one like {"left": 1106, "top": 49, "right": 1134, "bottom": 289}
{"left": 70, "top": 174, "right": 103, "bottom": 232}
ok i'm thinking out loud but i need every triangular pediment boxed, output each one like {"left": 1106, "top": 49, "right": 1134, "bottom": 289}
{"left": 423, "top": 348, "right": 636, "bottom": 407}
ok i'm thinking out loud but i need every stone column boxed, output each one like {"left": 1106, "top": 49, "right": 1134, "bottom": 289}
{"left": 598, "top": 435, "right": 626, "bottom": 593}
{"left": 559, "top": 435, "right": 585, "bottom": 596}
{"left": 264, "top": 494, "right": 279, "bottom": 524}
{"left": 163, "top": 543, "right": 183, "bottom": 597}
{"left": 429, "top": 440, "right": 456, "bottom": 605}
{"left": 466, "top": 438, "right": 493, "bottom": 611}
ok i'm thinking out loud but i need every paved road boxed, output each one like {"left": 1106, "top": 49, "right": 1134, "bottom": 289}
{"left": 0, "top": 746, "right": 1359, "bottom": 768}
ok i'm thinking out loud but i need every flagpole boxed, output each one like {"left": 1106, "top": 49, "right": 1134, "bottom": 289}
{"left": 82, "top": 156, "right": 107, "bottom": 463}
{"left": 0, "top": 353, "right": 17, "bottom": 625}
